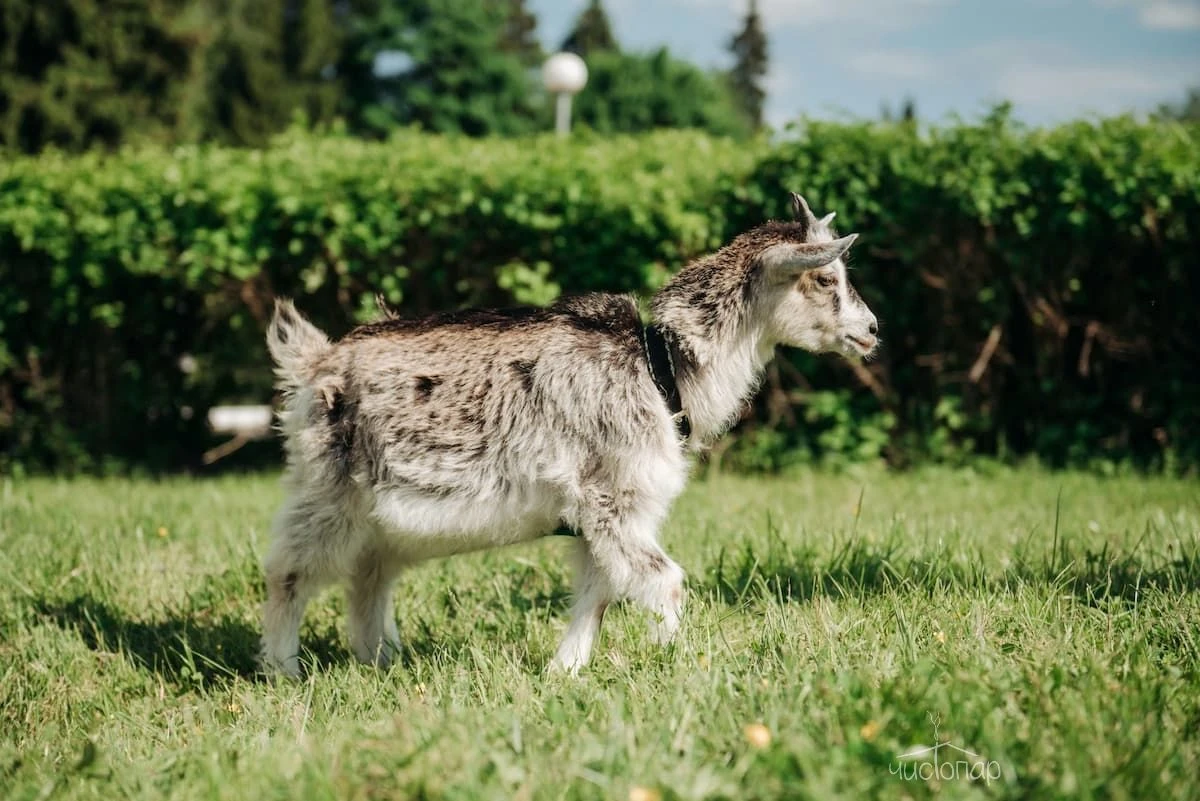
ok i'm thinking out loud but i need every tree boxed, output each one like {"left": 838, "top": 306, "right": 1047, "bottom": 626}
{"left": 571, "top": 48, "right": 749, "bottom": 138}
{"left": 880, "top": 95, "right": 917, "bottom": 124}
{"left": 0, "top": 0, "right": 352, "bottom": 152}
{"left": 491, "top": 0, "right": 541, "bottom": 67}
{"left": 340, "top": 0, "right": 540, "bottom": 138}
{"left": 283, "top": 0, "right": 344, "bottom": 125}
{"left": 561, "top": 0, "right": 617, "bottom": 58}
{"left": 1155, "top": 87, "right": 1200, "bottom": 122}
{"left": 334, "top": 0, "right": 411, "bottom": 136}
{"left": 192, "top": 0, "right": 292, "bottom": 146}
{"left": 185, "top": 0, "right": 345, "bottom": 147}
{"left": 727, "top": 0, "right": 767, "bottom": 130}
{"left": 0, "top": 0, "right": 194, "bottom": 153}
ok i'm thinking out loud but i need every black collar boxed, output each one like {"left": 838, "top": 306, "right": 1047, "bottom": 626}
{"left": 642, "top": 323, "right": 691, "bottom": 441}
{"left": 548, "top": 325, "right": 689, "bottom": 539}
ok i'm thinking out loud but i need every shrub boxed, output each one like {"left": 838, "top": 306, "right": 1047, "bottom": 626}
{"left": 0, "top": 127, "right": 759, "bottom": 471}
{"left": 743, "top": 110, "right": 1199, "bottom": 472}
{"left": 1, "top": 114, "right": 1196, "bottom": 474}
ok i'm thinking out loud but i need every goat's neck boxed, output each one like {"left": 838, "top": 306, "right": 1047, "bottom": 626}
{"left": 656, "top": 313, "right": 775, "bottom": 447}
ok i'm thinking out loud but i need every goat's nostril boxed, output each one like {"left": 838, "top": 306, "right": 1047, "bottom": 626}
{"left": 868, "top": 320, "right": 878, "bottom": 336}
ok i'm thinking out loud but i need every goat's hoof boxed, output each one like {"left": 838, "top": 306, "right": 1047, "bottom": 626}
{"left": 545, "top": 658, "right": 584, "bottom": 677}
{"left": 258, "top": 653, "right": 303, "bottom": 682}
{"left": 352, "top": 640, "right": 404, "bottom": 670}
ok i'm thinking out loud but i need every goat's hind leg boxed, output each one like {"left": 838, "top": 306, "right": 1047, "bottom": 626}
{"left": 260, "top": 543, "right": 321, "bottom": 679}
{"left": 549, "top": 538, "right": 613, "bottom": 675}
{"left": 259, "top": 497, "right": 345, "bottom": 678}
{"left": 345, "top": 543, "right": 403, "bottom": 669}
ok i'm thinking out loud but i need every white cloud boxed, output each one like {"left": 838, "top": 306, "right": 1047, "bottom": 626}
{"left": 1139, "top": 1, "right": 1200, "bottom": 29}
{"left": 669, "top": 0, "right": 955, "bottom": 28}
{"left": 867, "top": 38, "right": 1200, "bottom": 119}
{"left": 762, "top": 67, "right": 798, "bottom": 128}
{"left": 845, "top": 49, "right": 937, "bottom": 79}
{"left": 763, "top": 66, "right": 794, "bottom": 97}
{"left": 761, "top": 0, "right": 951, "bottom": 26}
{"left": 1094, "top": 0, "right": 1200, "bottom": 29}
{"left": 994, "top": 64, "right": 1174, "bottom": 109}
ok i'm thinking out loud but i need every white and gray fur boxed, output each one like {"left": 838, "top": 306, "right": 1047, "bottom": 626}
{"left": 259, "top": 192, "right": 879, "bottom": 677}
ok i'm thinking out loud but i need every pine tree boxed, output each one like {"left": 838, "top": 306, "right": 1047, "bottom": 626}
{"left": 728, "top": 0, "right": 767, "bottom": 130}
{"left": 340, "top": 0, "right": 539, "bottom": 137}
{"left": 561, "top": 0, "right": 617, "bottom": 58}
{"left": 0, "top": 0, "right": 194, "bottom": 152}
{"left": 1156, "top": 87, "right": 1200, "bottom": 121}
{"left": 192, "top": 0, "right": 291, "bottom": 146}
{"left": 191, "top": 0, "right": 345, "bottom": 146}
{"left": 334, "top": 0, "right": 411, "bottom": 136}
{"left": 491, "top": 0, "right": 542, "bottom": 67}
{"left": 572, "top": 48, "right": 749, "bottom": 138}
{"left": 284, "top": 0, "right": 344, "bottom": 126}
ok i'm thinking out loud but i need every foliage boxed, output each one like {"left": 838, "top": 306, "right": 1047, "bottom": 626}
{"left": 340, "top": 0, "right": 542, "bottom": 138}
{"left": 0, "top": 0, "right": 195, "bottom": 152}
{"left": 0, "top": 114, "right": 1197, "bottom": 474}
{"left": 0, "top": 128, "right": 754, "bottom": 472}
{"left": 335, "top": 0, "right": 412, "bottom": 137}
{"left": 1155, "top": 86, "right": 1200, "bottom": 122}
{"left": 560, "top": 0, "right": 618, "bottom": 58}
{"left": 728, "top": 0, "right": 768, "bottom": 131}
{"left": 0, "top": 0, "right": 350, "bottom": 152}
{"left": 0, "top": 0, "right": 766, "bottom": 151}
{"left": 2, "top": 469, "right": 1199, "bottom": 798}
{"left": 491, "top": 0, "right": 542, "bottom": 67}
{"left": 187, "top": 0, "right": 344, "bottom": 147}
{"left": 571, "top": 48, "right": 751, "bottom": 138}
{"left": 738, "top": 110, "right": 1199, "bottom": 473}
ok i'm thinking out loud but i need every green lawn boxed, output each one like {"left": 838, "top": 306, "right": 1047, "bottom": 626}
{"left": 1, "top": 466, "right": 1198, "bottom": 800}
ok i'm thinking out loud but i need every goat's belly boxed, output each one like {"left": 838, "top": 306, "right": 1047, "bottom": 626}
{"left": 369, "top": 483, "right": 563, "bottom": 560}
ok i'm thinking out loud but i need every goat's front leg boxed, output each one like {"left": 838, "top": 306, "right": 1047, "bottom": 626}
{"left": 579, "top": 493, "right": 686, "bottom": 652}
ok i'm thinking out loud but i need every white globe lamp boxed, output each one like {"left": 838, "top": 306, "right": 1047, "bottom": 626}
{"left": 542, "top": 52, "right": 588, "bottom": 137}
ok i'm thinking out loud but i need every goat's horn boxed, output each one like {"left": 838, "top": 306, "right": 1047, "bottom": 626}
{"left": 789, "top": 192, "right": 819, "bottom": 227}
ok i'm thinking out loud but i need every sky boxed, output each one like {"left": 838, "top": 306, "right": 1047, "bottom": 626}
{"left": 528, "top": 0, "right": 1200, "bottom": 127}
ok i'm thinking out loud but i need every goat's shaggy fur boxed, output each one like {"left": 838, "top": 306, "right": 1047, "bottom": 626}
{"left": 260, "top": 194, "right": 879, "bottom": 677}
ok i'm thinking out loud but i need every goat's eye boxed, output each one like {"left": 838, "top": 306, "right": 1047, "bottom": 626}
{"left": 816, "top": 273, "right": 837, "bottom": 288}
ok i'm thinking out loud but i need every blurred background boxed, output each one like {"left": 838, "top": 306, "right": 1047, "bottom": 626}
{"left": 0, "top": 0, "right": 1197, "bottom": 476}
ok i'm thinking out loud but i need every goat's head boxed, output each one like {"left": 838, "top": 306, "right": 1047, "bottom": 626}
{"left": 752, "top": 192, "right": 878, "bottom": 360}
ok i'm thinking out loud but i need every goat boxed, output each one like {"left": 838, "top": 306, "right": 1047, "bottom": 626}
{"left": 259, "top": 192, "right": 879, "bottom": 677}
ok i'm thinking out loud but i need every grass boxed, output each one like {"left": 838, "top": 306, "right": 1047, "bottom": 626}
{"left": 1, "top": 465, "right": 1198, "bottom": 800}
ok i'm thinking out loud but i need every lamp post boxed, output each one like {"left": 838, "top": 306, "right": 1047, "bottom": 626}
{"left": 541, "top": 52, "right": 588, "bottom": 137}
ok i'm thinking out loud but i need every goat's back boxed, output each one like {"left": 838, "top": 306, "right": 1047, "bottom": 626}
{"left": 279, "top": 293, "right": 686, "bottom": 534}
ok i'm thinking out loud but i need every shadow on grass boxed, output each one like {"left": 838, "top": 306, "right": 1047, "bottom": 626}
{"left": 34, "top": 595, "right": 275, "bottom": 687}
{"left": 705, "top": 533, "right": 1200, "bottom": 608}
{"left": 31, "top": 581, "right": 569, "bottom": 689}
{"left": 31, "top": 534, "right": 1197, "bottom": 686}
{"left": 33, "top": 593, "right": 486, "bottom": 688}
{"left": 33, "top": 595, "right": 463, "bottom": 688}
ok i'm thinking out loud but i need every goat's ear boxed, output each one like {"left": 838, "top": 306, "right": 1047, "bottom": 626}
{"left": 819, "top": 212, "right": 836, "bottom": 226}
{"left": 760, "top": 233, "right": 858, "bottom": 280}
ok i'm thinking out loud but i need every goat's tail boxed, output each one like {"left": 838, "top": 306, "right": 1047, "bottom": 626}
{"left": 266, "top": 298, "right": 332, "bottom": 394}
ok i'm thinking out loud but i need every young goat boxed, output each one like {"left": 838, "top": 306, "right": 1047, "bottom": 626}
{"left": 260, "top": 192, "right": 879, "bottom": 677}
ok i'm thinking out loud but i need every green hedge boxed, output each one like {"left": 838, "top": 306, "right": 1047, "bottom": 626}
{"left": 1, "top": 115, "right": 1197, "bottom": 474}
{"left": 739, "top": 112, "right": 1199, "bottom": 472}
{"left": 0, "top": 128, "right": 759, "bottom": 472}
